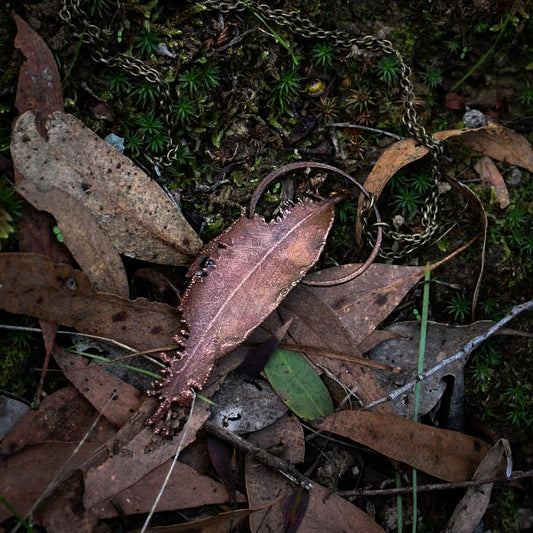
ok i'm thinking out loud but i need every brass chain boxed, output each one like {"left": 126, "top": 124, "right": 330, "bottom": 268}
{"left": 59, "top": 0, "right": 179, "bottom": 167}
{"left": 59, "top": 0, "right": 443, "bottom": 257}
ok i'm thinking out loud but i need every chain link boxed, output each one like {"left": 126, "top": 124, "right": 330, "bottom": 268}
{"left": 59, "top": 0, "right": 177, "bottom": 167}
{"left": 60, "top": 0, "right": 443, "bottom": 257}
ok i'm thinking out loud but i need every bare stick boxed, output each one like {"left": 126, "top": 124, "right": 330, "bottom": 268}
{"left": 322, "top": 123, "right": 403, "bottom": 140}
{"left": 338, "top": 469, "right": 533, "bottom": 498}
{"left": 364, "top": 300, "right": 533, "bottom": 410}
{"left": 203, "top": 420, "right": 313, "bottom": 490}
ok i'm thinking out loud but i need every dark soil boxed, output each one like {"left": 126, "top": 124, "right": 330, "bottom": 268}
{"left": 1, "top": 0, "right": 532, "bottom": 531}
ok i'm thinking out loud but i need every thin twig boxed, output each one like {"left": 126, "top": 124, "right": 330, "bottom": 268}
{"left": 203, "top": 420, "right": 313, "bottom": 490}
{"left": 364, "top": 300, "right": 533, "bottom": 410}
{"left": 0, "top": 324, "right": 136, "bottom": 352}
{"left": 338, "top": 469, "right": 533, "bottom": 498}
{"left": 323, "top": 123, "right": 403, "bottom": 140}
{"left": 13, "top": 392, "right": 118, "bottom": 533}
{"left": 140, "top": 395, "right": 198, "bottom": 533}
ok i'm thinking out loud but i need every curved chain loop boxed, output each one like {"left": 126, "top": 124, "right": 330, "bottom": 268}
{"left": 60, "top": 0, "right": 442, "bottom": 256}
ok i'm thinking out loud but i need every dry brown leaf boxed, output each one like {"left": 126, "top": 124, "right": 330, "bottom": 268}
{"left": 445, "top": 439, "right": 511, "bottom": 532}
{"left": 459, "top": 123, "right": 533, "bottom": 172}
{"left": 303, "top": 263, "right": 430, "bottom": 344}
{"left": 17, "top": 182, "right": 129, "bottom": 296}
{"left": 246, "top": 414, "right": 384, "bottom": 532}
{"left": 0, "top": 252, "right": 179, "bottom": 351}
{"left": 83, "top": 399, "right": 211, "bottom": 510}
{"left": 474, "top": 155, "right": 510, "bottom": 209}
{"left": 272, "top": 283, "right": 390, "bottom": 411}
{"left": 312, "top": 411, "right": 490, "bottom": 482}
{"left": 128, "top": 508, "right": 253, "bottom": 532}
{"left": 0, "top": 442, "right": 105, "bottom": 525}
{"left": 11, "top": 110, "right": 203, "bottom": 266}
{"left": 91, "top": 457, "right": 238, "bottom": 519}
{"left": 37, "top": 470, "right": 99, "bottom": 533}
{"left": 367, "top": 321, "right": 496, "bottom": 418}
{"left": 246, "top": 463, "right": 385, "bottom": 533}
{"left": 269, "top": 262, "right": 435, "bottom": 410}
{"left": 149, "top": 198, "right": 337, "bottom": 433}
{"left": 0, "top": 386, "right": 115, "bottom": 456}
{"left": 52, "top": 345, "right": 142, "bottom": 428}
{"left": 13, "top": 14, "right": 63, "bottom": 132}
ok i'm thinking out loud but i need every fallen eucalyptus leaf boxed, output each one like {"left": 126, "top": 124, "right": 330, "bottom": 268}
{"left": 11, "top": 111, "right": 203, "bottom": 266}
{"left": 209, "top": 373, "right": 288, "bottom": 434}
{"left": 367, "top": 321, "right": 496, "bottom": 418}
{"left": 474, "top": 155, "right": 510, "bottom": 209}
{"left": 445, "top": 439, "right": 511, "bottom": 532}
{"left": 17, "top": 181, "right": 129, "bottom": 296}
{"left": 313, "top": 411, "right": 490, "bottom": 482}
{"left": 0, "top": 252, "right": 179, "bottom": 351}
{"left": 356, "top": 124, "right": 533, "bottom": 242}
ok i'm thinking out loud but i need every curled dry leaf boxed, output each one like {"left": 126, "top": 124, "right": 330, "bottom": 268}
{"left": 312, "top": 411, "right": 490, "bottom": 482}
{"left": 148, "top": 198, "right": 337, "bottom": 434}
{"left": 11, "top": 111, "right": 203, "bottom": 266}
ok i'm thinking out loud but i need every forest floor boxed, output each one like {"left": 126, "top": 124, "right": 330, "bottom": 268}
{"left": 1, "top": 1, "right": 533, "bottom": 531}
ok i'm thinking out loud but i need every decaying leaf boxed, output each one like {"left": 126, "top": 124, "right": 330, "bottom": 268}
{"left": 83, "top": 399, "right": 211, "bottom": 509}
{"left": 17, "top": 182, "right": 130, "bottom": 296}
{"left": 0, "top": 252, "right": 179, "bottom": 351}
{"left": 474, "top": 155, "right": 510, "bottom": 209}
{"left": 246, "top": 414, "right": 385, "bottom": 533}
{"left": 445, "top": 439, "right": 511, "bottom": 532}
{"left": 355, "top": 124, "right": 533, "bottom": 243}
{"left": 367, "top": 321, "right": 496, "bottom": 418}
{"left": 37, "top": 470, "right": 98, "bottom": 533}
{"left": 0, "top": 386, "right": 116, "bottom": 456}
{"left": 302, "top": 262, "right": 432, "bottom": 344}
{"left": 13, "top": 14, "right": 63, "bottom": 133}
{"left": 269, "top": 261, "right": 440, "bottom": 411}
{"left": 312, "top": 411, "right": 490, "bottom": 482}
{"left": 148, "top": 198, "right": 337, "bottom": 434}
{"left": 11, "top": 110, "right": 203, "bottom": 266}
{"left": 0, "top": 442, "right": 105, "bottom": 525}
{"left": 52, "top": 345, "right": 142, "bottom": 428}
{"left": 89, "top": 456, "right": 240, "bottom": 518}
{"left": 209, "top": 372, "right": 288, "bottom": 434}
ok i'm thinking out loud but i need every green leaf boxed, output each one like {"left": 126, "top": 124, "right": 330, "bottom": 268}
{"left": 265, "top": 349, "right": 334, "bottom": 420}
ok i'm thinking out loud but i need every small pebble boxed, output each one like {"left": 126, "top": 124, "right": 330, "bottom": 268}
{"left": 105, "top": 133, "right": 125, "bottom": 153}
{"left": 506, "top": 166, "right": 522, "bottom": 187}
{"left": 463, "top": 109, "right": 488, "bottom": 129}
{"left": 157, "top": 43, "right": 177, "bottom": 58}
